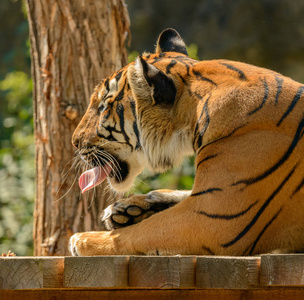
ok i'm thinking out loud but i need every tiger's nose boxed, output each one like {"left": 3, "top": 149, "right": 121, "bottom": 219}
{"left": 72, "top": 133, "right": 81, "bottom": 149}
{"left": 72, "top": 139, "right": 79, "bottom": 149}
{"left": 72, "top": 134, "right": 98, "bottom": 149}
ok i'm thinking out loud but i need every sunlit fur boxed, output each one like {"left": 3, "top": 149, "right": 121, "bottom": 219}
{"left": 70, "top": 28, "right": 304, "bottom": 256}
{"left": 128, "top": 56, "right": 195, "bottom": 172}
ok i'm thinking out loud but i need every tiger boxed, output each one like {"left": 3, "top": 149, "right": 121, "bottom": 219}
{"left": 69, "top": 28, "right": 304, "bottom": 256}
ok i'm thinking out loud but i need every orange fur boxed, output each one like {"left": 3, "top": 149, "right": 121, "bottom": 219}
{"left": 70, "top": 29, "right": 304, "bottom": 256}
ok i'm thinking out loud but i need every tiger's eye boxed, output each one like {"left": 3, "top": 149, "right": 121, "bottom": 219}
{"left": 98, "top": 104, "right": 105, "bottom": 112}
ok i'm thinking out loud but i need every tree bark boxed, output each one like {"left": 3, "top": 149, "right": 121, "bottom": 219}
{"left": 25, "top": 0, "right": 130, "bottom": 256}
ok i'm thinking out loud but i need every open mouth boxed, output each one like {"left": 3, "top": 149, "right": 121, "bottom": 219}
{"left": 79, "top": 151, "right": 129, "bottom": 193}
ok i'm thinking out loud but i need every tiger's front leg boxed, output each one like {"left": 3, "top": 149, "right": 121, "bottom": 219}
{"left": 102, "top": 189, "right": 191, "bottom": 230}
{"left": 69, "top": 196, "right": 208, "bottom": 256}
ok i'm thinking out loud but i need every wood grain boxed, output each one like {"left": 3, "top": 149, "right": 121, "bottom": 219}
{"left": 260, "top": 254, "right": 304, "bottom": 286}
{"left": 196, "top": 256, "right": 260, "bottom": 288}
{"left": 179, "top": 256, "right": 196, "bottom": 287}
{"left": 0, "top": 257, "right": 64, "bottom": 289}
{"left": 129, "top": 256, "right": 196, "bottom": 288}
{"left": 25, "top": 0, "right": 129, "bottom": 256}
{"left": 64, "top": 256, "right": 129, "bottom": 287}
{"left": 42, "top": 257, "right": 64, "bottom": 288}
{"left": 2, "top": 287, "right": 304, "bottom": 300}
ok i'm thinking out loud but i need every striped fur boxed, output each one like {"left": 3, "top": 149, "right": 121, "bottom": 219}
{"left": 70, "top": 28, "right": 304, "bottom": 256}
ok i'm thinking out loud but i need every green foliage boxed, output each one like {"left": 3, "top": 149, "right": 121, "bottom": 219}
{"left": 0, "top": 71, "right": 34, "bottom": 255}
{"left": 128, "top": 50, "right": 140, "bottom": 63}
{"left": 187, "top": 43, "right": 200, "bottom": 60}
{"left": 128, "top": 44, "right": 199, "bottom": 62}
{"left": 2, "top": 0, "right": 304, "bottom": 256}
{"left": 0, "top": 0, "right": 30, "bottom": 79}
{"left": 132, "top": 157, "right": 195, "bottom": 195}
{"left": 0, "top": 0, "right": 33, "bottom": 256}
{"left": 126, "top": 0, "right": 304, "bottom": 82}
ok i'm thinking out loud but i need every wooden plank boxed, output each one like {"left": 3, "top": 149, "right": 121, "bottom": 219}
{"left": 179, "top": 256, "right": 196, "bottom": 287}
{"left": 0, "top": 257, "right": 64, "bottom": 289}
{"left": 2, "top": 288, "right": 304, "bottom": 300}
{"left": 64, "top": 256, "right": 129, "bottom": 287}
{"left": 196, "top": 256, "right": 260, "bottom": 289}
{"left": 260, "top": 254, "right": 304, "bottom": 286}
{"left": 128, "top": 256, "right": 196, "bottom": 288}
{"left": 42, "top": 257, "right": 64, "bottom": 288}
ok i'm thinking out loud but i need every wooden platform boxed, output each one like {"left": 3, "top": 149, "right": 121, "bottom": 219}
{"left": 1, "top": 254, "right": 304, "bottom": 299}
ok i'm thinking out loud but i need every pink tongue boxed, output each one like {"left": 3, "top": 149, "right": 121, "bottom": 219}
{"left": 79, "top": 165, "right": 112, "bottom": 193}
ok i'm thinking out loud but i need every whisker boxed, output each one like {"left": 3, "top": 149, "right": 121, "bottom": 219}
{"left": 68, "top": 143, "right": 126, "bottom": 210}
{"left": 56, "top": 149, "right": 87, "bottom": 198}
{"left": 94, "top": 148, "right": 122, "bottom": 182}
{"left": 53, "top": 171, "right": 79, "bottom": 203}
{"left": 57, "top": 157, "right": 81, "bottom": 195}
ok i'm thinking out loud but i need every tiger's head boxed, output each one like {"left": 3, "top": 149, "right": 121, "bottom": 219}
{"left": 72, "top": 29, "right": 196, "bottom": 193}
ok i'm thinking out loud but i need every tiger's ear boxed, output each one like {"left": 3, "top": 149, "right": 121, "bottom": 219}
{"left": 155, "top": 28, "right": 188, "bottom": 55}
{"left": 128, "top": 56, "right": 176, "bottom": 105}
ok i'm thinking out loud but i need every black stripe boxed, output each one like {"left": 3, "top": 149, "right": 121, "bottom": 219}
{"left": 166, "top": 59, "right": 177, "bottom": 74}
{"left": 241, "top": 244, "right": 252, "bottom": 256}
{"left": 248, "top": 78, "right": 269, "bottom": 115}
{"left": 275, "top": 76, "right": 284, "bottom": 105}
{"left": 150, "top": 56, "right": 164, "bottom": 64}
{"left": 220, "top": 62, "right": 247, "bottom": 81}
{"left": 177, "top": 72, "right": 187, "bottom": 84}
{"left": 194, "top": 93, "right": 210, "bottom": 149}
{"left": 292, "top": 177, "right": 304, "bottom": 197}
{"left": 222, "top": 165, "right": 296, "bottom": 248}
{"left": 129, "top": 99, "right": 137, "bottom": 118}
{"left": 96, "top": 127, "right": 117, "bottom": 142}
{"left": 197, "top": 200, "right": 258, "bottom": 220}
{"left": 170, "top": 56, "right": 196, "bottom": 75}
{"left": 232, "top": 115, "right": 304, "bottom": 187}
{"left": 103, "top": 94, "right": 112, "bottom": 102}
{"left": 102, "top": 107, "right": 111, "bottom": 121}
{"left": 202, "top": 246, "right": 215, "bottom": 255}
{"left": 196, "top": 154, "right": 218, "bottom": 169}
{"left": 116, "top": 103, "right": 133, "bottom": 149}
{"left": 129, "top": 100, "right": 141, "bottom": 150}
{"left": 115, "top": 70, "right": 123, "bottom": 82}
{"left": 133, "top": 121, "right": 141, "bottom": 150}
{"left": 114, "top": 83, "right": 126, "bottom": 102}
{"left": 277, "top": 86, "right": 304, "bottom": 126}
{"left": 171, "top": 55, "right": 197, "bottom": 62}
{"left": 185, "top": 63, "right": 190, "bottom": 76}
{"left": 104, "top": 78, "right": 110, "bottom": 91}
{"left": 191, "top": 188, "right": 222, "bottom": 197}
{"left": 248, "top": 207, "right": 283, "bottom": 255}
{"left": 192, "top": 69, "right": 217, "bottom": 86}
{"left": 196, "top": 124, "right": 245, "bottom": 156}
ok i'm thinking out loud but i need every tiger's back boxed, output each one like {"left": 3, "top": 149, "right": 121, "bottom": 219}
{"left": 186, "top": 58, "right": 304, "bottom": 255}
{"left": 70, "top": 28, "right": 304, "bottom": 256}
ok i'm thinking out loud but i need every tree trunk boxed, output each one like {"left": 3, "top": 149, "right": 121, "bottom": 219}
{"left": 25, "top": 0, "right": 130, "bottom": 256}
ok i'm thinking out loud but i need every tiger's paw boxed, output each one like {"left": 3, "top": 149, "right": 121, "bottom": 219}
{"left": 69, "top": 231, "right": 119, "bottom": 256}
{"left": 102, "top": 192, "right": 178, "bottom": 230}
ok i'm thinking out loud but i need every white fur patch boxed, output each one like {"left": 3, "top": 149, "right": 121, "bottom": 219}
{"left": 128, "top": 58, "right": 153, "bottom": 103}
{"left": 143, "top": 128, "right": 194, "bottom": 172}
{"left": 147, "top": 190, "right": 191, "bottom": 203}
{"left": 69, "top": 233, "right": 81, "bottom": 256}
{"left": 109, "top": 78, "right": 117, "bottom": 92}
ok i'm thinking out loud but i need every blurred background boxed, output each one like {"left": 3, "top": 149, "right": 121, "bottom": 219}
{"left": 1, "top": 0, "right": 304, "bottom": 255}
